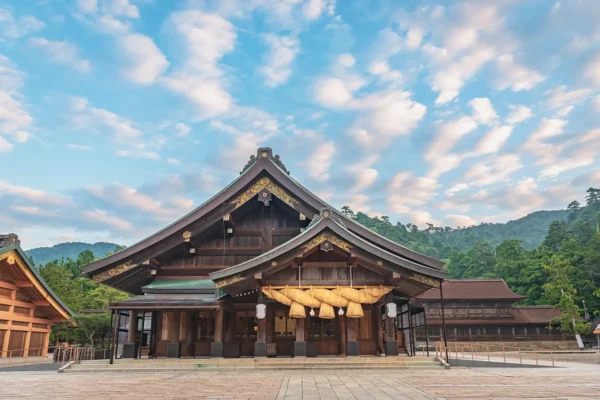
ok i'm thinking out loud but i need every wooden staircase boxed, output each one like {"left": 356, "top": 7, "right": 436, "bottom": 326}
{"left": 65, "top": 356, "right": 444, "bottom": 373}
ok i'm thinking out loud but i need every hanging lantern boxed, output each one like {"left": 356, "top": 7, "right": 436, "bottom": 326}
{"left": 256, "top": 303, "right": 266, "bottom": 320}
{"left": 386, "top": 302, "right": 397, "bottom": 318}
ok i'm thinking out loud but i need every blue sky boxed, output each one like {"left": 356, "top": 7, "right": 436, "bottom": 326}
{"left": 1, "top": 0, "right": 600, "bottom": 249}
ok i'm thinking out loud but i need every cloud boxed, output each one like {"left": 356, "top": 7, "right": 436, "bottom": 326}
{"left": 463, "top": 154, "right": 523, "bottom": 187}
{"left": 584, "top": 52, "right": 600, "bottom": 89}
{"left": 0, "top": 56, "right": 32, "bottom": 152}
{"left": 174, "top": 123, "right": 191, "bottom": 137}
{"left": 472, "top": 125, "right": 513, "bottom": 156}
{"left": 160, "top": 11, "right": 235, "bottom": 119}
{"left": 338, "top": 53, "right": 355, "bottom": 68}
{"left": 67, "top": 144, "right": 93, "bottom": 151}
{"left": 505, "top": 105, "right": 533, "bottom": 125}
{"left": 314, "top": 77, "right": 357, "bottom": 107}
{"left": 305, "top": 141, "right": 335, "bottom": 181}
{"left": 301, "top": 0, "right": 335, "bottom": 21}
{"left": 167, "top": 158, "right": 180, "bottom": 165}
{"left": 83, "top": 209, "right": 133, "bottom": 232}
{"left": 469, "top": 97, "right": 498, "bottom": 126}
{"left": 74, "top": 0, "right": 138, "bottom": 35}
{"left": 522, "top": 118, "right": 567, "bottom": 165}
{"left": 29, "top": 38, "right": 92, "bottom": 72}
{"left": 117, "top": 33, "right": 169, "bottom": 85}
{"left": 0, "top": 181, "right": 70, "bottom": 206}
{"left": 388, "top": 172, "right": 440, "bottom": 207}
{"left": 544, "top": 85, "right": 592, "bottom": 115}
{"left": 0, "top": 9, "right": 45, "bottom": 38}
{"left": 446, "top": 214, "right": 477, "bottom": 227}
{"left": 69, "top": 97, "right": 142, "bottom": 140}
{"left": 426, "top": 116, "right": 478, "bottom": 177}
{"left": 260, "top": 34, "right": 299, "bottom": 87}
{"left": 494, "top": 54, "right": 545, "bottom": 91}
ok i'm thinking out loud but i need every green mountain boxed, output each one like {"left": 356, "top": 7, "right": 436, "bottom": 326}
{"left": 25, "top": 242, "right": 121, "bottom": 267}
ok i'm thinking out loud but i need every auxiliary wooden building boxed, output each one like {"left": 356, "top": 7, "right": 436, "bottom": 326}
{"left": 82, "top": 148, "right": 446, "bottom": 359}
{"left": 0, "top": 234, "right": 72, "bottom": 358}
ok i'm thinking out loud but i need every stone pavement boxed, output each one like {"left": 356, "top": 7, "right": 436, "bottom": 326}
{"left": 1, "top": 365, "right": 600, "bottom": 399}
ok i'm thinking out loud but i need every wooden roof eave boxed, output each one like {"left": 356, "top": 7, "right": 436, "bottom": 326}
{"left": 83, "top": 148, "right": 443, "bottom": 277}
{"left": 209, "top": 213, "right": 446, "bottom": 285}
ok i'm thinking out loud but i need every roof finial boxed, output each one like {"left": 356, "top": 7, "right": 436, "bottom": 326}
{"left": 239, "top": 148, "right": 290, "bottom": 175}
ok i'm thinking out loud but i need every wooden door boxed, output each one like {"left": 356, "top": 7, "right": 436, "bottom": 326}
{"left": 357, "top": 309, "right": 376, "bottom": 355}
{"left": 8, "top": 331, "right": 26, "bottom": 357}
{"left": 235, "top": 310, "right": 257, "bottom": 357}
{"left": 308, "top": 316, "right": 339, "bottom": 356}
{"left": 195, "top": 311, "right": 214, "bottom": 357}
{"left": 274, "top": 309, "right": 295, "bottom": 357}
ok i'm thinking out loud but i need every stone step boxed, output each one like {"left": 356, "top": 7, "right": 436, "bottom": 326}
{"left": 66, "top": 364, "right": 442, "bottom": 373}
{"left": 72, "top": 361, "right": 439, "bottom": 369}
{"left": 84, "top": 357, "right": 432, "bottom": 365}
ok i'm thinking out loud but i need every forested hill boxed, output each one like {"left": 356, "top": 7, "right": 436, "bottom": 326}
{"left": 26, "top": 242, "right": 120, "bottom": 266}
{"left": 342, "top": 207, "right": 569, "bottom": 260}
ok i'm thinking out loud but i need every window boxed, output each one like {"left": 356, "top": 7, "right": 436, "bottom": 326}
{"left": 275, "top": 309, "right": 295, "bottom": 337}
{"left": 235, "top": 310, "right": 256, "bottom": 338}
{"left": 197, "top": 311, "right": 214, "bottom": 341}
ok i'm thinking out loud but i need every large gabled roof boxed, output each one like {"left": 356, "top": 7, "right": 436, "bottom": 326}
{"left": 83, "top": 148, "right": 444, "bottom": 278}
{"left": 415, "top": 279, "right": 527, "bottom": 301}
{"left": 210, "top": 209, "right": 446, "bottom": 282}
{"left": 0, "top": 234, "right": 73, "bottom": 320}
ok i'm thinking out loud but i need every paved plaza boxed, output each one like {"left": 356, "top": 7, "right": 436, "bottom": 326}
{"left": 1, "top": 364, "right": 600, "bottom": 400}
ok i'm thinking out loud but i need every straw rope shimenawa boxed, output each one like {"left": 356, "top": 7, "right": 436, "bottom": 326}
{"left": 261, "top": 285, "right": 393, "bottom": 319}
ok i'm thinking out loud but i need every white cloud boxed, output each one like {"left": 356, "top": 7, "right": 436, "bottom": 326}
{"left": 505, "top": 105, "right": 533, "bottom": 125}
{"left": 446, "top": 214, "right": 477, "bottom": 227}
{"left": 469, "top": 97, "right": 498, "bottom": 126}
{"left": 344, "top": 156, "right": 379, "bottom": 192}
{"left": 405, "top": 27, "right": 423, "bottom": 50}
{"left": 594, "top": 96, "right": 600, "bottom": 111}
{"left": 522, "top": 118, "right": 567, "bottom": 165}
{"left": 426, "top": 116, "right": 478, "bottom": 177}
{"left": 70, "top": 97, "right": 142, "bottom": 140}
{"left": 472, "top": 125, "right": 513, "bottom": 156}
{"left": 579, "top": 128, "right": 600, "bottom": 143}
{"left": 338, "top": 53, "right": 355, "bottom": 68}
{"left": 0, "top": 9, "right": 45, "bottom": 39}
{"left": 584, "top": 52, "right": 600, "bottom": 89}
{"left": 302, "top": 0, "right": 335, "bottom": 21}
{"left": 174, "top": 123, "right": 191, "bottom": 137}
{"left": 260, "top": 34, "right": 299, "bottom": 87}
{"left": 160, "top": 11, "right": 235, "bottom": 119}
{"left": 83, "top": 209, "right": 133, "bottom": 232}
{"left": 167, "top": 158, "right": 180, "bottom": 165}
{"left": 314, "top": 77, "right": 354, "bottom": 107}
{"left": 0, "top": 181, "right": 69, "bottom": 206}
{"left": 117, "top": 34, "right": 169, "bottom": 85}
{"left": 463, "top": 154, "right": 523, "bottom": 187}
{"left": 544, "top": 85, "right": 592, "bottom": 116}
{"left": 494, "top": 54, "right": 545, "bottom": 91}
{"left": 305, "top": 141, "right": 335, "bottom": 181}
{"left": 116, "top": 150, "right": 160, "bottom": 160}
{"left": 0, "top": 56, "right": 32, "bottom": 151}
{"left": 29, "top": 38, "right": 92, "bottom": 72}
{"left": 68, "top": 144, "right": 93, "bottom": 151}
{"left": 388, "top": 172, "right": 440, "bottom": 207}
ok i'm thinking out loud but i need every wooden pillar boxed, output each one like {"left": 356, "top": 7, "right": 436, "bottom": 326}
{"left": 266, "top": 307, "right": 275, "bottom": 343}
{"left": 167, "top": 311, "right": 178, "bottom": 342}
{"left": 339, "top": 315, "right": 347, "bottom": 356}
{"left": 149, "top": 311, "right": 159, "bottom": 358}
{"left": 127, "top": 310, "right": 138, "bottom": 344}
{"left": 375, "top": 304, "right": 383, "bottom": 355}
{"left": 41, "top": 331, "right": 50, "bottom": 357}
{"left": 23, "top": 308, "right": 34, "bottom": 358}
{"left": 211, "top": 306, "right": 225, "bottom": 357}
{"left": 384, "top": 295, "right": 398, "bottom": 356}
{"left": 347, "top": 317, "right": 359, "bottom": 356}
{"left": 255, "top": 297, "right": 267, "bottom": 357}
{"left": 185, "top": 311, "right": 195, "bottom": 358}
{"left": 1, "top": 288, "right": 16, "bottom": 358}
{"left": 294, "top": 318, "right": 306, "bottom": 357}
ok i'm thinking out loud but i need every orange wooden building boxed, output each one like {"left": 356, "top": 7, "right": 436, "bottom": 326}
{"left": 0, "top": 234, "right": 72, "bottom": 358}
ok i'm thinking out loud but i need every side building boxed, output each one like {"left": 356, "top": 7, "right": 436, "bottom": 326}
{"left": 0, "top": 234, "right": 73, "bottom": 358}
{"left": 414, "top": 279, "right": 567, "bottom": 344}
{"left": 82, "top": 148, "right": 447, "bottom": 359}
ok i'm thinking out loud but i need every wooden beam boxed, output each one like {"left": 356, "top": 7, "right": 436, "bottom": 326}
{"left": 254, "top": 273, "right": 264, "bottom": 286}
{"left": 0, "top": 324, "right": 49, "bottom": 333}
{"left": 14, "top": 281, "right": 34, "bottom": 288}
{"left": 196, "top": 248, "right": 263, "bottom": 256}
{"left": 0, "top": 311, "right": 55, "bottom": 325}
{"left": 32, "top": 300, "right": 50, "bottom": 307}
{"left": 0, "top": 280, "right": 16, "bottom": 290}
{"left": 0, "top": 298, "right": 37, "bottom": 309}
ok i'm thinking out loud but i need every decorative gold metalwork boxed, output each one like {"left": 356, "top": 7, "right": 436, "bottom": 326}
{"left": 410, "top": 273, "right": 441, "bottom": 287}
{"left": 231, "top": 177, "right": 298, "bottom": 210}
{"left": 182, "top": 231, "right": 191, "bottom": 242}
{"left": 0, "top": 251, "right": 15, "bottom": 265}
{"left": 301, "top": 232, "right": 352, "bottom": 253}
{"left": 261, "top": 151, "right": 269, "bottom": 158}
{"left": 92, "top": 262, "right": 135, "bottom": 283}
{"left": 215, "top": 274, "right": 244, "bottom": 288}
{"left": 376, "top": 260, "right": 383, "bottom": 266}
{"left": 271, "top": 261, "right": 278, "bottom": 267}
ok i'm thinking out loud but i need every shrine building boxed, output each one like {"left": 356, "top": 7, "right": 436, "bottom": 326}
{"left": 82, "top": 148, "right": 447, "bottom": 359}
{"left": 0, "top": 234, "right": 72, "bottom": 359}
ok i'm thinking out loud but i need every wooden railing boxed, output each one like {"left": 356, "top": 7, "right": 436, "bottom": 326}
{"left": 435, "top": 341, "right": 555, "bottom": 367}
{"left": 1, "top": 345, "right": 109, "bottom": 369}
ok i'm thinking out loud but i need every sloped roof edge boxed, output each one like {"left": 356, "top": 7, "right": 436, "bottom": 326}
{"left": 83, "top": 148, "right": 444, "bottom": 274}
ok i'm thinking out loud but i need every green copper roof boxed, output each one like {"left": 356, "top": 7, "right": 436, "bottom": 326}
{"left": 142, "top": 279, "right": 215, "bottom": 291}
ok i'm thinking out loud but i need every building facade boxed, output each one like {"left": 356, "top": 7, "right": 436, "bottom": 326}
{"left": 0, "top": 234, "right": 72, "bottom": 358}
{"left": 414, "top": 279, "right": 566, "bottom": 343}
{"left": 82, "top": 148, "right": 446, "bottom": 359}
